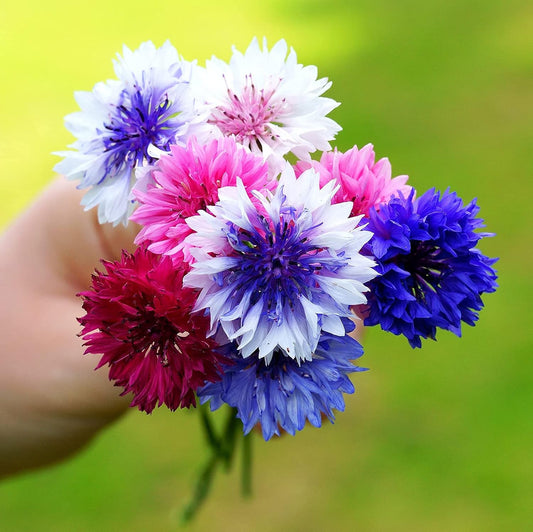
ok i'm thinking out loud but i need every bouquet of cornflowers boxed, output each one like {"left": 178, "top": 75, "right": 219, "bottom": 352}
{"left": 55, "top": 38, "right": 498, "bottom": 520}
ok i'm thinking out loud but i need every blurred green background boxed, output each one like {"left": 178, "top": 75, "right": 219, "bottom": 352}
{"left": 1, "top": 0, "right": 531, "bottom": 530}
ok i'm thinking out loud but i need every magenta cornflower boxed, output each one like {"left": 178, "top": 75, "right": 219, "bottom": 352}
{"left": 132, "top": 137, "right": 272, "bottom": 262}
{"left": 78, "top": 247, "right": 226, "bottom": 413}
{"left": 294, "top": 144, "right": 412, "bottom": 217}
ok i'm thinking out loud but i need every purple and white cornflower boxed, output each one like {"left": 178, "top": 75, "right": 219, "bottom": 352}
{"left": 54, "top": 41, "right": 197, "bottom": 225}
{"left": 191, "top": 37, "right": 341, "bottom": 174}
{"left": 198, "top": 319, "right": 366, "bottom": 440}
{"left": 363, "top": 189, "right": 498, "bottom": 348}
{"left": 183, "top": 165, "right": 377, "bottom": 363}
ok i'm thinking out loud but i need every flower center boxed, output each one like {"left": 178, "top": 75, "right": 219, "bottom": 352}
{"left": 103, "top": 88, "right": 174, "bottom": 172}
{"left": 126, "top": 309, "right": 180, "bottom": 366}
{"left": 209, "top": 75, "right": 286, "bottom": 149}
{"left": 223, "top": 212, "right": 346, "bottom": 323}
{"left": 393, "top": 240, "right": 449, "bottom": 299}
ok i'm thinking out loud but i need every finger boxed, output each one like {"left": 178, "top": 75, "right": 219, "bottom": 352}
{"left": 1, "top": 177, "right": 140, "bottom": 294}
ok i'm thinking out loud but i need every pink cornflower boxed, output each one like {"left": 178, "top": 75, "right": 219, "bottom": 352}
{"left": 132, "top": 137, "right": 272, "bottom": 262}
{"left": 78, "top": 247, "right": 226, "bottom": 413}
{"left": 294, "top": 144, "right": 412, "bottom": 217}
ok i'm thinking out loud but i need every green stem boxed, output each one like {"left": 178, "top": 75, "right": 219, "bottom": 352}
{"left": 181, "top": 453, "right": 219, "bottom": 524}
{"left": 221, "top": 407, "right": 240, "bottom": 470}
{"left": 199, "top": 402, "right": 221, "bottom": 454}
{"left": 241, "top": 432, "right": 253, "bottom": 498}
{"left": 181, "top": 407, "right": 242, "bottom": 523}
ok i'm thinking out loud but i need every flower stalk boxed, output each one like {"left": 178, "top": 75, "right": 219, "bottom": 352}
{"left": 182, "top": 407, "right": 252, "bottom": 523}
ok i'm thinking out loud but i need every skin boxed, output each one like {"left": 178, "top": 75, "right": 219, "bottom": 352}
{"left": 0, "top": 179, "right": 137, "bottom": 478}
{"left": 0, "top": 178, "right": 364, "bottom": 478}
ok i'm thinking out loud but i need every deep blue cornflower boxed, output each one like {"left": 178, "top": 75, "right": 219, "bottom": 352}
{"left": 54, "top": 41, "right": 197, "bottom": 225}
{"left": 198, "top": 318, "right": 366, "bottom": 440}
{"left": 363, "top": 188, "right": 498, "bottom": 347}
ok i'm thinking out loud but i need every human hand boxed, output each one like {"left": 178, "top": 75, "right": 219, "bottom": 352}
{"left": 0, "top": 178, "right": 138, "bottom": 477}
{"left": 0, "top": 177, "right": 367, "bottom": 478}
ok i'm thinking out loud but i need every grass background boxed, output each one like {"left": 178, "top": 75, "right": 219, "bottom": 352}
{"left": 0, "top": 0, "right": 531, "bottom": 530}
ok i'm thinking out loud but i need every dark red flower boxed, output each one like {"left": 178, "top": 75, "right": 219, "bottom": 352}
{"left": 78, "top": 247, "right": 225, "bottom": 413}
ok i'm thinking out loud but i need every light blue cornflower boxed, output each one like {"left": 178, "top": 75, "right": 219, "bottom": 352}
{"left": 198, "top": 319, "right": 366, "bottom": 440}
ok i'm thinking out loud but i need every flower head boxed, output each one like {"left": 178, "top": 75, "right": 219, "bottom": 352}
{"left": 295, "top": 144, "right": 412, "bottom": 217}
{"left": 132, "top": 137, "right": 272, "bottom": 262}
{"left": 199, "top": 319, "right": 366, "bottom": 440}
{"left": 192, "top": 37, "right": 341, "bottom": 173}
{"left": 78, "top": 247, "right": 226, "bottom": 413}
{"left": 363, "top": 189, "right": 498, "bottom": 347}
{"left": 55, "top": 41, "right": 197, "bottom": 225}
{"left": 184, "top": 165, "right": 377, "bottom": 363}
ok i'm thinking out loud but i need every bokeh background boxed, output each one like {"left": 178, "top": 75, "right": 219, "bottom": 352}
{"left": 1, "top": 0, "right": 531, "bottom": 530}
